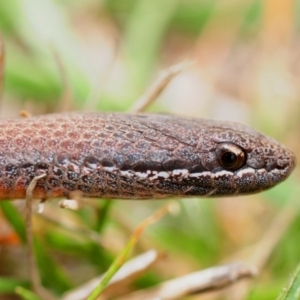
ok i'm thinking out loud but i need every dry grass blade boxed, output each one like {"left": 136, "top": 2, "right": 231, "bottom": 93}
{"left": 51, "top": 48, "right": 73, "bottom": 112}
{"left": 25, "top": 174, "right": 55, "bottom": 300}
{"left": 129, "top": 61, "right": 194, "bottom": 113}
{"left": 87, "top": 202, "right": 179, "bottom": 300}
{"left": 118, "top": 261, "right": 257, "bottom": 300}
{"left": 62, "top": 250, "right": 159, "bottom": 300}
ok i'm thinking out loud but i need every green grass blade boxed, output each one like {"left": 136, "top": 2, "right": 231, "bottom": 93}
{"left": 0, "top": 277, "right": 28, "bottom": 294}
{"left": 94, "top": 200, "right": 113, "bottom": 233}
{"left": 34, "top": 239, "right": 73, "bottom": 294}
{"left": 15, "top": 286, "right": 41, "bottom": 300}
{"left": 277, "top": 262, "right": 300, "bottom": 300}
{"left": 0, "top": 201, "right": 26, "bottom": 243}
{"left": 87, "top": 202, "right": 175, "bottom": 300}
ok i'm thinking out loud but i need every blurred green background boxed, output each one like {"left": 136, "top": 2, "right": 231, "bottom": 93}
{"left": 0, "top": 0, "right": 299, "bottom": 299}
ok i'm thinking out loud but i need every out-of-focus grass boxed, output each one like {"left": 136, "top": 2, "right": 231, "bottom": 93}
{"left": 0, "top": 0, "right": 299, "bottom": 299}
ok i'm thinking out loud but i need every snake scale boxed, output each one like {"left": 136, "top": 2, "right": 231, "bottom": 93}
{"left": 0, "top": 112, "right": 295, "bottom": 200}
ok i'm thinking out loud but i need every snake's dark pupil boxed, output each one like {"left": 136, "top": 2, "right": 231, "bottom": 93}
{"left": 221, "top": 152, "right": 237, "bottom": 168}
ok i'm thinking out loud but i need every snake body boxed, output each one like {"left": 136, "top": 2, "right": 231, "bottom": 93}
{"left": 0, "top": 112, "right": 295, "bottom": 200}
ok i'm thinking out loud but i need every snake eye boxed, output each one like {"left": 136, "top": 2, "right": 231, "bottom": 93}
{"left": 216, "top": 143, "right": 245, "bottom": 171}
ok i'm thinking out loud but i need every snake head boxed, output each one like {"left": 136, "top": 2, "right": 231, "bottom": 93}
{"left": 195, "top": 121, "right": 297, "bottom": 196}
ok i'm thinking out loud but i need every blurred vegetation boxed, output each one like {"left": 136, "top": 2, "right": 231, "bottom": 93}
{"left": 0, "top": 0, "right": 299, "bottom": 299}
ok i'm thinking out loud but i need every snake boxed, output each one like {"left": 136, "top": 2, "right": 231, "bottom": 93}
{"left": 0, "top": 112, "right": 295, "bottom": 200}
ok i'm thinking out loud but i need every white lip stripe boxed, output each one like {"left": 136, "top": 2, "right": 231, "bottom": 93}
{"left": 151, "top": 171, "right": 170, "bottom": 180}
{"left": 120, "top": 170, "right": 132, "bottom": 177}
{"left": 213, "top": 170, "right": 232, "bottom": 178}
{"left": 135, "top": 172, "right": 149, "bottom": 179}
{"left": 236, "top": 168, "right": 255, "bottom": 177}
{"left": 103, "top": 166, "right": 118, "bottom": 172}
{"left": 110, "top": 166, "right": 265, "bottom": 183}
{"left": 172, "top": 169, "right": 189, "bottom": 177}
{"left": 189, "top": 171, "right": 211, "bottom": 178}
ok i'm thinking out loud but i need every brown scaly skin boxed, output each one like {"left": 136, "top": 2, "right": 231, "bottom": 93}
{"left": 0, "top": 112, "right": 295, "bottom": 200}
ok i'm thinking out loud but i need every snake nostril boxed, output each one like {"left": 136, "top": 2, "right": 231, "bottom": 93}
{"left": 265, "top": 161, "right": 277, "bottom": 172}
